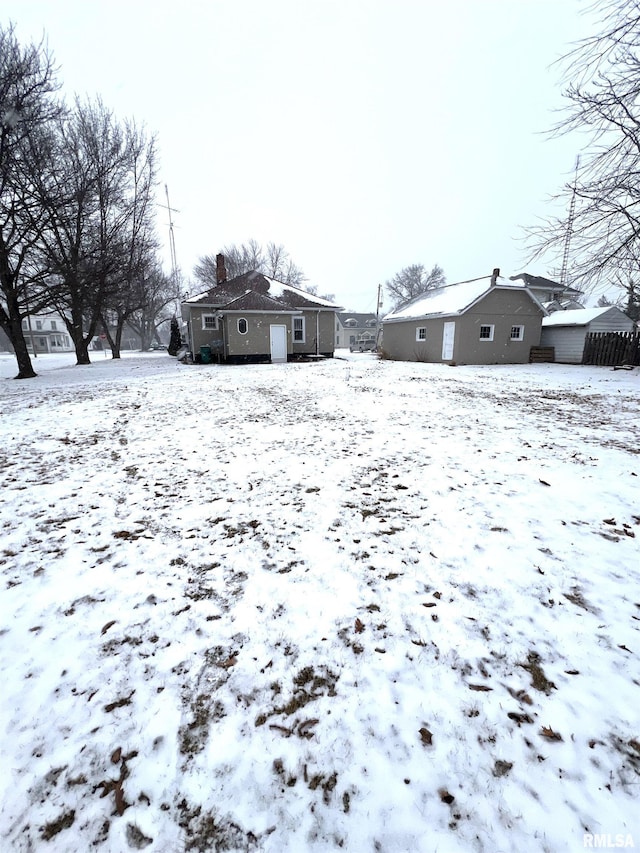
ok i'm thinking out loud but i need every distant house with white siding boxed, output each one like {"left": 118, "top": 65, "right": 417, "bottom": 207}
{"left": 21, "top": 313, "right": 74, "bottom": 353}
{"left": 540, "top": 306, "right": 635, "bottom": 364}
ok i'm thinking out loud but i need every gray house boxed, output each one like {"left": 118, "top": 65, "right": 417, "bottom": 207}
{"left": 382, "top": 271, "right": 545, "bottom": 365}
{"left": 336, "top": 312, "right": 379, "bottom": 351}
{"left": 182, "top": 270, "right": 341, "bottom": 364}
{"left": 540, "top": 306, "right": 635, "bottom": 364}
{"left": 509, "top": 273, "right": 584, "bottom": 308}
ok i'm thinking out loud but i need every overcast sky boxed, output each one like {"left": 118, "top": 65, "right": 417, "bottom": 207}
{"left": 5, "top": 0, "right": 598, "bottom": 310}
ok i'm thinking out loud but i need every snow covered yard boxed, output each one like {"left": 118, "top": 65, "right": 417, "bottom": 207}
{"left": 1, "top": 352, "right": 639, "bottom": 852}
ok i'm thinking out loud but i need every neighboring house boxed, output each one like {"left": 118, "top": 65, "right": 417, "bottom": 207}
{"left": 540, "top": 306, "right": 635, "bottom": 364}
{"left": 382, "top": 270, "right": 546, "bottom": 365}
{"left": 336, "top": 313, "right": 379, "bottom": 351}
{"left": 182, "top": 268, "right": 342, "bottom": 364}
{"left": 20, "top": 313, "right": 74, "bottom": 353}
{"left": 0, "top": 327, "right": 12, "bottom": 352}
{"left": 509, "top": 273, "right": 584, "bottom": 307}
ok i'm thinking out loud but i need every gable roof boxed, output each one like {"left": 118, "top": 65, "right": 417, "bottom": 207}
{"left": 383, "top": 275, "right": 544, "bottom": 322}
{"left": 184, "top": 271, "right": 342, "bottom": 312}
{"left": 220, "top": 290, "right": 299, "bottom": 313}
{"left": 337, "top": 312, "right": 377, "bottom": 325}
{"left": 541, "top": 306, "right": 631, "bottom": 327}
{"left": 509, "top": 273, "right": 583, "bottom": 298}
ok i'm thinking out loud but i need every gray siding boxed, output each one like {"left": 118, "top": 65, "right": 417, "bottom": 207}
{"left": 292, "top": 311, "right": 336, "bottom": 356}
{"left": 383, "top": 289, "right": 543, "bottom": 364}
{"left": 225, "top": 313, "right": 293, "bottom": 357}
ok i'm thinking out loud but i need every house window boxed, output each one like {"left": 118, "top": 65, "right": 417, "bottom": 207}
{"left": 479, "top": 325, "right": 494, "bottom": 341}
{"left": 22, "top": 320, "right": 27, "bottom": 330}
{"left": 293, "top": 317, "right": 305, "bottom": 343}
{"left": 510, "top": 325, "right": 524, "bottom": 341}
{"left": 36, "top": 320, "right": 42, "bottom": 330}
{"left": 51, "top": 320, "right": 57, "bottom": 330}
{"left": 237, "top": 318, "right": 248, "bottom": 335}
{"left": 416, "top": 327, "right": 426, "bottom": 342}
{"left": 202, "top": 314, "right": 218, "bottom": 331}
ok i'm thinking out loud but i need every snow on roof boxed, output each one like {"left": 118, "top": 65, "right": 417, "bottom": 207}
{"left": 183, "top": 276, "right": 342, "bottom": 310}
{"left": 184, "top": 289, "right": 213, "bottom": 304}
{"left": 541, "top": 307, "right": 616, "bottom": 327}
{"left": 262, "top": 276, "right": 342, "bottom": 309}
{"left": 383, "top": 275, "right": 537, "bottom": 321}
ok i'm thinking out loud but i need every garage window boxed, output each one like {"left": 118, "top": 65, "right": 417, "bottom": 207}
{"left": 479, "top": 325, "right": 494, "bottom": 341}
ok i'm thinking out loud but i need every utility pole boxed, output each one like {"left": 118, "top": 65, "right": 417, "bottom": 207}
{"left": 375, "top": 283, "right": 383, "bottom": 350}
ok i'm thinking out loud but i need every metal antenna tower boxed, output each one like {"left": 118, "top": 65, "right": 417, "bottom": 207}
{"left": 560, "top": 155, "right": 580, "bottom": 287}
{"left": 158, "top": 184, "right": 181, "bottom": 313}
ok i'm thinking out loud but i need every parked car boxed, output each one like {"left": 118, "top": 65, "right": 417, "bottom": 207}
{"left": 349, "top": 337, "right": 377, "bottom": 352}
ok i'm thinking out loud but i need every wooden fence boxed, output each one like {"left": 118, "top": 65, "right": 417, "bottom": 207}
{"left": 582, "top": 331, "right": 640, "bottom": 366}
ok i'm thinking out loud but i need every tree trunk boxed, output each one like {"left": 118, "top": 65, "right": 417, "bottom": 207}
{"left": 66, "top": 306, "right": 94, "bottom": 365}
{"left": 101, "top": 318, "right": 121, "bottom": 359}
{"left": 0, "top": 300, "right": 37, "bottom": 379}
{"left": 10, "top": 323, "right": 37, "bottom": 378}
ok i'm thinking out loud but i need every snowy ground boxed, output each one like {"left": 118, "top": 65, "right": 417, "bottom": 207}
{"left": 1, "top": 351, "right": 639, "bottom": 852}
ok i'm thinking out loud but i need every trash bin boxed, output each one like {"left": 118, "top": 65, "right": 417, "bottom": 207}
{"left": 200, "top": 346, "right": 212, "bottom": 364}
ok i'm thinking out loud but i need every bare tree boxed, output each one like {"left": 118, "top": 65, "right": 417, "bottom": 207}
{"left": 30, "top": 98, "right": 158, "bottom": 364}
{"left": 194, "top": 239, "right": 306, "bottom": 287}
{"left": 604, "top": 252, "right": 640, "bottom": 320}
{"left": 99, "top": 120, "right": 160, "bottom": 358}
{"left": 525, "top": 0, "right": 640, "bottom": 293}
{"left": 0, "top": 23, "right": 61, "bottom": 378}
{"left": 385, "top": 263, "right": 445, "bottom": 309}
{"left": 126, "top": 266, "right": 175, "bottom": 350}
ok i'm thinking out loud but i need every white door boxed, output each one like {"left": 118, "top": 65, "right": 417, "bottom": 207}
{"left": 270, "top": 325, "right": 287, "bottom": 363}
{"left": 442, "top": 321, "right": 455, "bottom": 360}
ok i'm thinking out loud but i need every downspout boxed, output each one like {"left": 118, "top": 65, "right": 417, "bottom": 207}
{"left": 221, "top": 314, "right": 227, "bottom": 362}
{"left": 316, "top": 311, "right": 320, "bottom": 356}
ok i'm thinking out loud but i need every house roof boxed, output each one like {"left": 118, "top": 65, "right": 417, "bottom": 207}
{"left": 383, "top": 275, "right": 544, "bottom": 322}
{"left": 184, "top": 271, "right": 341, "bottom": 312}
{"left": 541, "top": 306, "right": 630, "bottom": 327}
{"left": 509, "top": 273, "right": 583, "bottom": 298}
{"left": 337, "top": 312, "right": 377, "bottom": 325}
{"left": 220, "top": 290, "right": 299, "bottom": 313}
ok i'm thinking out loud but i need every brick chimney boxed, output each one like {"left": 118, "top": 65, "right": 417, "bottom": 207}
{"left": 491, "top": 267, "right": 500, "bottom": 286}
{"left": 216, "top": 253, "right": 227, "bottom": 285}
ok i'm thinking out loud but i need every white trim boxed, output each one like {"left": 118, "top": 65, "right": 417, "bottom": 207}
{"left": 293, "top": 316, "right": 306, "bottom": 343}
{"left": 237, "top": 318, "right": 248, "bottom": 335}
{"left": 510, "top": 324, "right": 525, "bottom": 341}
{"left": 479, "top": 324, "right": 494, "bottom": 341}
{"left": 202, "top": 313, "right": 218, "bottom": 331}
{"left": 416, "top": 326, "right": 426, "bottom": 342}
